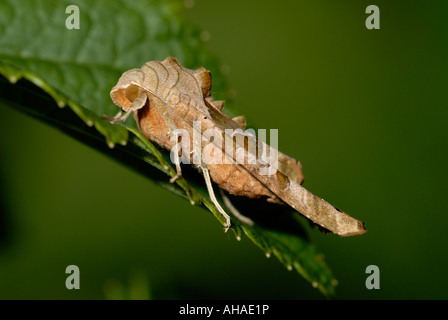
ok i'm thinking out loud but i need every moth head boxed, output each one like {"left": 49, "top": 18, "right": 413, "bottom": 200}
{"left": 110, "top": 69, "right": 145, "bottom": 112}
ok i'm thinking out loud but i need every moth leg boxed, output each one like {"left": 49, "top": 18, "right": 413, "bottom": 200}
{"left": 202, "top": 167, "right": 231, "bottom": 232}
{"left": 169, "top": 160, "right": 182, "bottom": 184}
{"left": 102, "top": 110, "right": 124, "bottom": 123}
{"left": 220, "top": 190, "right": 254, "bottom": 227}
{"left": 103, "top": 92, "right": 147, "bottom": 123}
{"left": 149, "top": 97, "right": 184, "bottom": 182}
{"left": 169, "top": 132, "right": 183, "bottom": 184}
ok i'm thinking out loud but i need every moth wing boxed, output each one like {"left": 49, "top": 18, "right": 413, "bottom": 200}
{"left": 277, "top": 153, "right": 304, "bottom": 185}
{"left": 130, "top": 58, "right": 366, "bottom": 236}
{"left": 205, "top": 96, "right": 225, "bottom": 112}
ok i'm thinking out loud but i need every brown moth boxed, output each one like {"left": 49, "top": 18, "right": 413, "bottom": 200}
{"left": 105, "top": 57, "right": 366, "bottom": 237}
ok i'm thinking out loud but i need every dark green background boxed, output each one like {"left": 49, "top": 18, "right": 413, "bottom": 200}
{"left": 1, "top": 0, "right": 447, "bottom": 299}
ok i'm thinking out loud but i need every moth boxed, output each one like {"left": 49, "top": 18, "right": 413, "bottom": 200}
{"left": 104, "top": 57, "right": 366, "bottom": 237}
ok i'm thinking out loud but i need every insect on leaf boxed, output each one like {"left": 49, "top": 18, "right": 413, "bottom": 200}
{"left": 106, "top": 57, "right": 367, "bottom": 237}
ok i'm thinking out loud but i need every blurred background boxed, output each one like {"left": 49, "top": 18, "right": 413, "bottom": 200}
{"left": 1, "top": 0, "right": 447, "bottom": 299}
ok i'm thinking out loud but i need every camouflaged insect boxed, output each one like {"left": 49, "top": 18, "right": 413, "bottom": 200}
{"left": 105, "top": 57, "right": 366, "bottom": 237}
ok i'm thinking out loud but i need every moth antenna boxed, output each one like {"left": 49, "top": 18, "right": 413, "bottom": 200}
{"left": 202, "top": 167, "right": 231, "bottom": 232}
{"left": 220, "top": 190, "right": 254, "bottom": 226}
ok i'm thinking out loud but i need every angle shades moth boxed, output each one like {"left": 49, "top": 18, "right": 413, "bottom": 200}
{"left": 105, "top": 57, "right": 366, "bottom": 237}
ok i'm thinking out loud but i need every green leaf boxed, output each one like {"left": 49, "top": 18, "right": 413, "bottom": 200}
{"left": 0, "top": 0, "right": 336, "bottom": 296}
